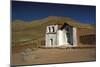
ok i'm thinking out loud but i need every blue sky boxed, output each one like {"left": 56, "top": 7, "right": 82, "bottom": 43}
{"left": 12, "top": 1, "right": 96, "bottom": 24}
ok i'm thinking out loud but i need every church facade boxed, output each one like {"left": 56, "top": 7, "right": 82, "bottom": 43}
{"left": 45, "top": 23, "right": 77, "bottom": 47}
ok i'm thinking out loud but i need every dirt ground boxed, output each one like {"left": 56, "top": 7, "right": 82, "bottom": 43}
{"left": 11, "top": 47, "right": 96, "bottom": 66}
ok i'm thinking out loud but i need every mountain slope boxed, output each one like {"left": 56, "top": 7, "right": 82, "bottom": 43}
{"left": 12, "top": 16, "right": 95, "bottom": 45}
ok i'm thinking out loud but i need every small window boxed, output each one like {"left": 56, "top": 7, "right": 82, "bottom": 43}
{"left": 48, "top": 27, "right": 51, "bottom": 32}
{"left": 52, "top": 26, "right": 55, "bottom": 32}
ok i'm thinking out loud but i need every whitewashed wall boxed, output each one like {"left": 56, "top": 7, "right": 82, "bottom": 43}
{"left": 57, "top": 30, "right": 69, "bottom": 46}
{"left": 45, "top": 34, "right": 57, "bottom": 47}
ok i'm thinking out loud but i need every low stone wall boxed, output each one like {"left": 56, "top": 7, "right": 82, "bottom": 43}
{"left": 80, "top": 34, "right": 96, "bottom": 45}
{"left": 77, "top": 28, "right": 96, "bottom": 46}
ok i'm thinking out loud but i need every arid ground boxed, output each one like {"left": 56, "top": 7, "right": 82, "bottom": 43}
{"left": 11, "top": 47, "right": 96, "bottom": 66}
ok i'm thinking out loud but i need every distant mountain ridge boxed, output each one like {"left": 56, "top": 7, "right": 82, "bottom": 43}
{"left": 12, "top": 16, "right": 95, "bottom": 31}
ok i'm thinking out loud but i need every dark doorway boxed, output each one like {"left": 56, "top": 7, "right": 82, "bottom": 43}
{"left": 50, "top": 39, "right": 53, "bottom": 45}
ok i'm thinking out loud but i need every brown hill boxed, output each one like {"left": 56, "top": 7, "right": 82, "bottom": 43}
{"left": 12, "top": 16, "right": 95, "bottom": 46}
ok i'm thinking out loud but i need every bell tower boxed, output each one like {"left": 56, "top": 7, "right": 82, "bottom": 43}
{"left": 45, "top": 25, "right": 58, "bottom": 47}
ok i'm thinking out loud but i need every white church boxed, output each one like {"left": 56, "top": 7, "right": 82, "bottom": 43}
{"left": 45, "top": 23, "right": 77, "bottom": 47}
